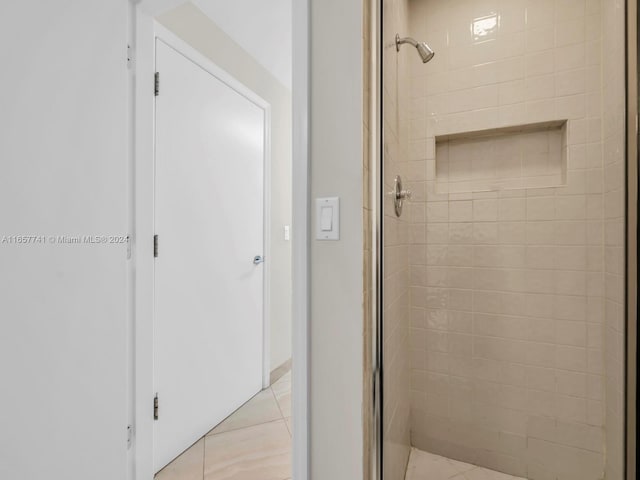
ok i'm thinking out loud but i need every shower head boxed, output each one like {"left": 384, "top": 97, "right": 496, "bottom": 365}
{"left": 415, "top": 42, "right": 436, "bottom": 63}
{"left": 395, "top": 34, "right": 435, "bottom": 63}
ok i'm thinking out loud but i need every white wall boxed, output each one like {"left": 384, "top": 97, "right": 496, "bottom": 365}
{"left": 0, "top": 2, "right": 130, "bottom": 479}
{"left": 190, "top": 0, "right": 292, "bottom": 89}
{"left": 310, "top": 0, "right": 365, "bottom": 478}
{"left": 0, "top": 2, "right": 367, "bottom": 480}
{"left": 157, "top": 2, "right": 293, "bottom": 371}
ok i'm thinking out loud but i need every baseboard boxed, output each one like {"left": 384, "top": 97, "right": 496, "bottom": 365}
{"left": 270, "top": 358, "right": 292, "bottom": 385}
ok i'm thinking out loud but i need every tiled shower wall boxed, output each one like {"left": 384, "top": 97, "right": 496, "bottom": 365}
{"left": 405, "top": 1, "right": 615, "bottom": 478}
{"left": 602, "top": 1, "right": 626, "bottom": 479}
{"left": 382, "top": 0, "right": 412, "bottom": 478}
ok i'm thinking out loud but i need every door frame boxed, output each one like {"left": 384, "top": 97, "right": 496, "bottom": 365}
{"left": 153, "top": 23, "right": 273, "bottom": 392}
{"left": 131, "top": 1, "right": 310, "bottom": 479}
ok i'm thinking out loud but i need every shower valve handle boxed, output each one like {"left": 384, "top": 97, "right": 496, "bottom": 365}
{"left": 392, "top": 175, "right": 410, "bottom": 217}
{"left": 396, "top": 189, "right": 412, "bottom": 200}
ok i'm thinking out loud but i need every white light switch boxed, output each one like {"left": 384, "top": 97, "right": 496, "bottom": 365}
{"left": 320, "top": 207, "right": 333, "bottom": 231}
{"left": 284, "top": 225, "right": 290, "bottom": 241}
{"left": 316, "top": 197, "right": 340, "bottom": 240}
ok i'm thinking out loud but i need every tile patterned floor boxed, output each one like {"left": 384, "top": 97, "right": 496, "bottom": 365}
{"left": 156, "top": 371, "right": 292, "bottom": 480}
{"left": 405, "top": 449, "right": 527, "bottom": 480}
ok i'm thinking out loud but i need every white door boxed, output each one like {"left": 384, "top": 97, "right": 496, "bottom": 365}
{"left": 0, "top": 2, "right": 129, "bottom": 480}
{"left": 154, "top": 39, "right": 266, "bottom": 471}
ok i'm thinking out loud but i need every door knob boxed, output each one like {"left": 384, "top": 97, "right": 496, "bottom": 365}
{"left": 253, "top": 255, "right": 265, "bottom": 265}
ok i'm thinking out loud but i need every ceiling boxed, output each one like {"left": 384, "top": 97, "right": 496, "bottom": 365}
{"left": 192, "top": 0, "right": 292, "bottom": 89}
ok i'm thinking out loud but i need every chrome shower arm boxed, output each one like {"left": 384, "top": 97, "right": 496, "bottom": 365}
{"left": 395, "top": 34, "right": 418, "bottom": 51}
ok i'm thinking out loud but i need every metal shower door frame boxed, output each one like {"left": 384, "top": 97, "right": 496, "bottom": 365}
{"left": 625, "top": 0, "right": 638, "bottom": 477}
{"left": 371, "top": 1, "right": 640, "bottom": 479}
{"left": 371, "top": 0, "right": 383, "bottom": 479}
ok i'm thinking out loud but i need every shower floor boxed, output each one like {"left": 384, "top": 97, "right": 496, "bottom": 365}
{"left": 405, "top": 449, "right": 526, "bottom": 480}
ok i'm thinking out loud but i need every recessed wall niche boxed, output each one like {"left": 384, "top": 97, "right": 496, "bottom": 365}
{"left": 434, "top": 120, "right": 568, "bottom": 194}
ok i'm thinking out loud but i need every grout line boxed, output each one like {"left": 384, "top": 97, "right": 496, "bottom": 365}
{"left": 207, "top": 415, "right": 286, "bottom": 437}
{"left": 270, "top": 385, "right": 293, "bottom": 438}
{"left": 161, "top": 380, "right": 291, "bottom": 478}
{"left": 271, "top": 385, "right": 286, "bottom": 421}
{"left": 206, "top": 387, "right": 288, "bottom": 437}
{"left": 203, "top": 417, "right": 292, "bottom": 479}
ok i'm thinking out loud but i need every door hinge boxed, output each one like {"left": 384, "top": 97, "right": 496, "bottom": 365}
{"left": 127, "top": 44, "right": 133, "bottom": 70}
{"left": 154, "top": 72, "right": 160, "bottom": 96}
{"left": 153, "top": 234, "right": 158, "bottom": 258}
{"left": 127, "top": 425, "right": 134, "bottom": 449}
{"left": 154, "top": 394, "right": 159, "bottom": 421}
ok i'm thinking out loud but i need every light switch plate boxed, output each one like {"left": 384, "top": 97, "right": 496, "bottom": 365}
{"left": 316, "top": 197, "right": 340, "bottom": 240}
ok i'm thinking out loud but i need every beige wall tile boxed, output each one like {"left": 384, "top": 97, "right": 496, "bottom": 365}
{"left": 402, "top": 0, "right": 624, "bottom": 478}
